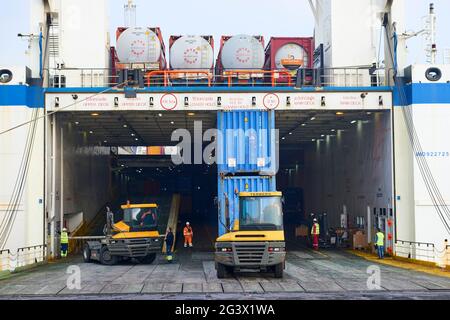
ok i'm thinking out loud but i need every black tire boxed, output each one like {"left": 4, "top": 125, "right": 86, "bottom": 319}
{"left": 274, "top": 263, "right": 283, "bottom": 278}
{"left": 100, "top": 246, "right": 118, "bottom": 265}
{"left": 138, "top": 253, "right": 157, "bottom": 264}
{"left": 83, "top": 244, "right": 91, "bottom": 263}
{"left": 217, "top": 263, "right": 227, "bottom": 279}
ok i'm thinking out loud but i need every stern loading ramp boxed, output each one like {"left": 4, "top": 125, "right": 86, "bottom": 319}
{"left": 48, "top": 100, "right": 393, "bottom": 257}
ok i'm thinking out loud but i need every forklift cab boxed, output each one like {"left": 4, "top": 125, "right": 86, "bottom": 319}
{"left": 121, "top": 204, "right": 159, "bottom": 232}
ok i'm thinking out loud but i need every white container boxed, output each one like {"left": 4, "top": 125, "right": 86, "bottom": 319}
{"left": 116, "top": 27, "right": 162, "bottom": 64}
{"left": 274, "top": 43, "right": 309, "bottom": 69}
{"left": 221, "top": 35, "right": 264, "bottom": 70}
{"left": 170, "top": 36, "right": 214, "bottom": 70}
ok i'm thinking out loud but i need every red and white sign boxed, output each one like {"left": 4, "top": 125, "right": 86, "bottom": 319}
{"left": 160, "top": 94, "right": 178, "bottom": 110}
{"left": 263, "top": 93, "right": 280, "bottom": 110}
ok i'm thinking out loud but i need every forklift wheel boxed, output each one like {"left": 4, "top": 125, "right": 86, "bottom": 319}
{"left": 217, "top": 263, "right": 227, "bottom": 279}
{"left": 100, "top": 246, "right": 118, "bottom": 265}
{"left": 83, "top": 244, "right": 91, "bottom": 263}
{"left": 138, "top": 253, "right": 157, "bottom": 264}
{"left": 274, "top": 263, "right": 283, "bottom": 278}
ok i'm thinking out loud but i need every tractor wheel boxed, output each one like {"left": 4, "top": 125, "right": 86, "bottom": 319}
{"left": 83, "top": 244, "right": 92, "bottom": 263}
{"left": 274, "top": 263, "right": 284, "bottom": 278}
{"left": 100, "top": 246, "right": 118, "bottom": 265}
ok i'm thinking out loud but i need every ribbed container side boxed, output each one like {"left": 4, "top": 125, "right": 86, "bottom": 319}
{"left": 217, "top": 176, "right": 276, "bottom": 236}
{"left": 217, "top": 110, "right": 277, "bottom": 175}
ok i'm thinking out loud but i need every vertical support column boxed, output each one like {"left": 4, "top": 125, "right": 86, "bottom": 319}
{"left": 367, "top": 205, "right": 371, "bottom": 244}
{"left": 60, "top": 127, "right": 64, "bottom": 230}
{"left": 49, "top": 113, "right": 56, "bottom": 257}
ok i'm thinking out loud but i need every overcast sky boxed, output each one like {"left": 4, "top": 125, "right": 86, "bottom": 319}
{"left": 1, "top": 0, "right": 449, "bottom": 67}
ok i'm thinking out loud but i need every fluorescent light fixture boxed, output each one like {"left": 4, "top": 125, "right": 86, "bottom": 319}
{"left": 336, "top": 112, "right": 344, "bottom": 116}
{"left": 351, "top": 120, "right": 357, "bottom": 124}
{"left": 310, "top": 117, "right": 316, "bottom": 120}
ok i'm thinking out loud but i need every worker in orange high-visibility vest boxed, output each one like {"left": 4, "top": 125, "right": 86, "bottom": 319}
{"left": 311, "top": 218, "right": 320, "bottom": 251}
{"left": 183, "top": 222, "right": 193, "bottom": 248}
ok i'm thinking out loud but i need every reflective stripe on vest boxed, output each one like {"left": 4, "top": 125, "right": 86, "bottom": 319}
{"left": 311, "top": 223, "right": 320, "bottom": 235}
{"left": 376, "top": 232, "right": 384, "bottom": 246}
{"left": 61, "top": 231, "right": 69, "bottom": 244}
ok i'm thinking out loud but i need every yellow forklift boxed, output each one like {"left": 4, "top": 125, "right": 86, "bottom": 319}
{"left": 215, "top": 192, "right": 286, "bottom": 278}
{"left": 83, "top": 203, "right": 163, "bottom": 265}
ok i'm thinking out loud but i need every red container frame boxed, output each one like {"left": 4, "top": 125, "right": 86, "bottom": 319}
{"left": 264, "top": 37, "right": 314, "bottom": 70}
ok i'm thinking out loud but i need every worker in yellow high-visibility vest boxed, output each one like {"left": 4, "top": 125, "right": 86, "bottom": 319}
{"left": 375, "top": 228, "right": 385, "bottom": 259}
{"left": 311, "top": 218, "right": 320, "bottom": 251}
{"left": 60, "top": 228, "right": 69, "bottom": 258}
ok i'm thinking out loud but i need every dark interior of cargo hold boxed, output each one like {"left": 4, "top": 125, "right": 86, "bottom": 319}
{"left": 276, "top": 110, "right": 394, "bottom": 249}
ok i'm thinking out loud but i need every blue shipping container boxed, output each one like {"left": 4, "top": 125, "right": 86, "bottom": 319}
{"left": 217, "top": 175, "right": 276, "bottom": 236}
{"left": 217, "top": 110, "right": 278, "bottom": 175}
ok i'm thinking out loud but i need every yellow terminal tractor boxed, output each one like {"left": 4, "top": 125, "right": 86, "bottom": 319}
{"left": 215, "top": 192, "right": 286, "bottom": 278}
{"left": 83, "top": 203, "right": 163, "bottom": 265}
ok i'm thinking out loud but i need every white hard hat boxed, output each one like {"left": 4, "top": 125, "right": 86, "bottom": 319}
{"left": 313, "top": 218, "right": 317, "bottom": 222}
{"left": 186, "top": 222, "right": 190, "bottom": 225}
{"left": 62, "top": 228, "right": 67, "bottom": 231}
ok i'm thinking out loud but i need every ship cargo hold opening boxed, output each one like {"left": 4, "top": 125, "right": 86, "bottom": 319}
{"left": 50, "top": 106, "right": 394, "bottom": 254}
{"left": 50, "top": 110, "right": 219, "bottom": 251}
{"left": 276, "top": 109, "right": 394, "bottom": 251}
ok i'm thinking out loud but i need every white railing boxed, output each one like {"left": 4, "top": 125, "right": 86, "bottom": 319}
{"left": 0, "top": 245, "right": 47, "bottom": 272}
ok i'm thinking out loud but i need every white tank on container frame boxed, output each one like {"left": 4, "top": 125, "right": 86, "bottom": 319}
{"left": 220, "top": 35, "right": 265, "bottom": 70}
{"left": 169, "top": 35, "right": 214, "bottom": 70}
{"left": 116, "top": 26, "right": 162, "bottom": 64}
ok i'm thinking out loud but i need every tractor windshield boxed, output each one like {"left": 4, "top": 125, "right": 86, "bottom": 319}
{"left": 239, "top": 196, "right": 283, "bottom": 231}
{"left": 123, "top": 207, "right": 158, "bottom": 230}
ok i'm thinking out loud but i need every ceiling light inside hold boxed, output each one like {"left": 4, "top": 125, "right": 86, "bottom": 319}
{"left": 123, "top": 124, "right": 128, "bottom": 128}
{"left": 75, "top": 121, "right": 80, "bottom": 125}
{"left": 91, "top": 113, "right": 100, "bottom": 117}
{"left": 89, "top": 131, "right": 93, "bottom": 134}
{"left": 187, "top": 112, "right": 195, "bottom": 116}
{"left": 301, "top": 123, "right": 306, "bottom": 127}
{"left": 171, "top": 121, "right": 175, "bottom": 125}
{"left": 351, "top": 120, "right": 357, "bottom": 124}
{"left": 158, "top": 113, "right": 162, "bottom": 117}
{"left": 336, "top": 112, "right": 344, "bottom": 116}
{"left": 310, "top": 117, "right": 316, "bottom": 121}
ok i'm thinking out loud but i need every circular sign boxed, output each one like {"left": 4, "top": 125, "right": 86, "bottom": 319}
{"left": 263, "top": 93, "right": 280, "bottom": 110}
{"left": 160, "top": 94, "right": 178, "bottom": 110}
